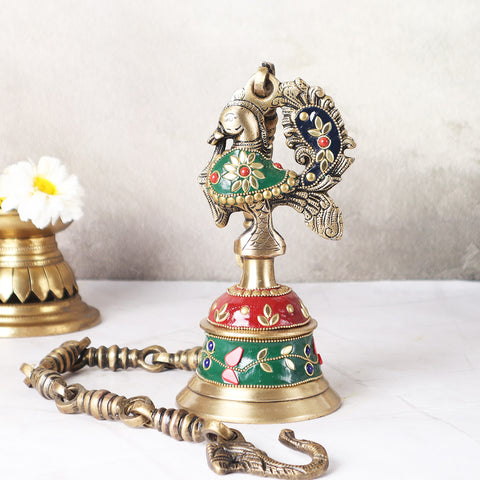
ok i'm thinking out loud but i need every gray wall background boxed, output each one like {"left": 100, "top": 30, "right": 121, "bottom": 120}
{"left": 0, "top": 0, "right": 479, "bottom": 282}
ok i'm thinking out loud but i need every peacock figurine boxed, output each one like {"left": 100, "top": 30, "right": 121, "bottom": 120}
{"left": 198, "top": 62, "right": 356, "bottom": 258}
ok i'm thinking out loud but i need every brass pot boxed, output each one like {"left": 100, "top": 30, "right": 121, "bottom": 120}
{"left": 0, "top": 210, "right": 100, "bottom": 337}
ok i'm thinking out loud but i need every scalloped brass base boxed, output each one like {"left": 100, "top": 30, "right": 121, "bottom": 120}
{"left": 0, "top": 294, "right": 100, "bottom": 337}
{"left": 177, "top": 373, "right": 341, "bottom": 424}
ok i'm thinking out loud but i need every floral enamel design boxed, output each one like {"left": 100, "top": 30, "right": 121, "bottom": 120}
{"left": 222, "top": 346, "right": 243, "bottom": 385}
{"left": 257, "top": 304, "right": 280, "bottom": 326}
{"left": 257, "top": 345, "right": 296, "bottom": 372}
{"left": 213, "top": 303, "right": 229, "bottom": 323}
{"left": 308, "top": 116, "right": 335, "bottom": 173}
{"left": 222, "top": 151, "right": 265, "bottom": 193}
{"left": 202, "top": 339, "right": 320, "bottom": 385}
{"left": 257, "top": 347, "right": 273, "bottom": 373}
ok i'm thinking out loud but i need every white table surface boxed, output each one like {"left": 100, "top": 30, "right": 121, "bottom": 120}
{"left": 1, "top": 280, "right": 479, "bottom": 480}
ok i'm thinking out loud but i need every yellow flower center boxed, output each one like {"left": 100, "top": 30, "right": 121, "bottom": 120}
{"left": 34, "top": 176, "right": 57, "bottom": 195}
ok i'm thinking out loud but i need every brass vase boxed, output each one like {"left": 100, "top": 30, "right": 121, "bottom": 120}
{"left": 0, "top": 210, "right": 100, "bottom": 337}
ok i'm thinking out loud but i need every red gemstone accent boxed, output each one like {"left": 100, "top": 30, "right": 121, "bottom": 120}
{"left": 222, "top": 368, "right": 239, "bottom": 385}
{"left": 274, "top": 163, "right": 283, "bottom": 169}
{"left": 317, "top": 136, "right": 330, "bottom": 148}
{"left": 209, "top": 171, "right": 219, "bottom": 184}
{"left": 225, "top": 346, "right": 243, "bottom": 367}
{"left": 239, "top": 166, "right": 251, "bottom": 177}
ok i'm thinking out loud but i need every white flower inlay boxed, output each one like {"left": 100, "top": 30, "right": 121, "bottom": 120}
{"left": 222, "top": 151, "right": 265, "bottom": 193}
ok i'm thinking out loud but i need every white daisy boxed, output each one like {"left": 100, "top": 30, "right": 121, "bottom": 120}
{"left": 1, "top": 157, "right": 84, "bottom": 229}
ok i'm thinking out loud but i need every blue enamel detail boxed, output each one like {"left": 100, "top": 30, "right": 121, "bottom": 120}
{"left": 295, "top": 107, "right": 342, "bottom": 186}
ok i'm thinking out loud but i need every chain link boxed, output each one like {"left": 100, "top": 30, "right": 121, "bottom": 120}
{"left": 20, "top": 337, "right": 231, "bottom": 442}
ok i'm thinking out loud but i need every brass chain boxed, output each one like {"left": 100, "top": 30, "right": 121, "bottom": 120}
{"left": 21, "top": 337, "right": 329, "bottom": 479}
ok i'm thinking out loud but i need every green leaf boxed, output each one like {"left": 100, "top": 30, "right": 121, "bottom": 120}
{"left": 281, "top": 345, "right": 293, "bottom": 355}
{"left": 260, "top": 362, "right": 273, "bottom": 373}
{"left": 231, "top": 180, "right": 242, "bottom": 192}
{"left": 326, "top": 149, "right": 335, "bottom": 163}
{"left": 219, "top": 303, "right": 228, "bottom": 314}
{"left": 242, "top": 179, "right": 250, "bottom": 193}
{"left": 322, "top": 122, "right": 332, "bottom": 134}
{"left": 315, "top": 116, "right": 323, "bottom": 130}
{"left": 257, "top": 348, "right": 268, "bottom": 361}
{"left": 308, "top": 129, "right": 321, "bottom": 137}
{"left": 257, "top": 315, "right": 269, "bottom": 326}
{"left": 264, "top": 304, "right": 272, "bottom": 317}
{"left": 300, "top": 302, "right": 310, "bottom": 318}
{"left": 269, "top": 313, "right": 279, "bottom": 326}
{"left": 285, "top": 358, "right": 295, "bottom": 370}
{"left": 252, "top": 170, "right": 265, "bottom": 179}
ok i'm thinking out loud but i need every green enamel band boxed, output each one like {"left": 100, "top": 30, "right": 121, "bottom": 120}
{"left": 198, "top": 333, "right": 321, "bottom": 387}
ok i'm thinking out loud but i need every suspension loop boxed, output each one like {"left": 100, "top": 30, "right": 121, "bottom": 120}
{"left": 203, "top": 419, "right": 237, "bottom": 443}
{"left": 119, "top": 395, "right": 156, "bottom": 428}
{"left": 150, "top": 346, "right": 202, "bottom": 371}
{"left": 138, "top": 346, "right": 171, "bottom": 372}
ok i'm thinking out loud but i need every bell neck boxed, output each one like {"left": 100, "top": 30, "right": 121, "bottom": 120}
{"left": 239, "top": 257, "right": 277, "bottom": 290}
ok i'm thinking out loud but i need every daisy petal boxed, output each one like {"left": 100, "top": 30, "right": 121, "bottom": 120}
{"left": 231, "top": 180, "right": 242, "bottom": 192}
{"left": 223, "top": 173, "right": 238, "bottom": 181}
{"left": 250, "top": 162, "right": 263, "bottom": 169}
{"left": 238, "top": 151, "right": 248, "bottom": 163}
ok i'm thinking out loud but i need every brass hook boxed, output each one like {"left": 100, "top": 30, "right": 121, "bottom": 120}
{"left": 206, "top": 428, "right": 328, "bottom": 479}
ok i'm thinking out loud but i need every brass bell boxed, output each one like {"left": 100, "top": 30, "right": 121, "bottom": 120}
{"left": 177, "top": 63, "right": 355, "bottom": 423}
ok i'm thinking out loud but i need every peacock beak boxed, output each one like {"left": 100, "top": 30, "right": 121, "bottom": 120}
{"left": 208, "top": 124, "right": 226, "bottom": 145}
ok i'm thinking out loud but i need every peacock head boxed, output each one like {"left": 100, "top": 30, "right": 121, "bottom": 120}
{"left": 208, "top": 104, "right": 260, "bottom": 146}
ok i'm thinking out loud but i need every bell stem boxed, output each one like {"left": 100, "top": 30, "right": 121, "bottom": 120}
{"left": 239, "top": 257, "right": 277, "bottom": 290}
